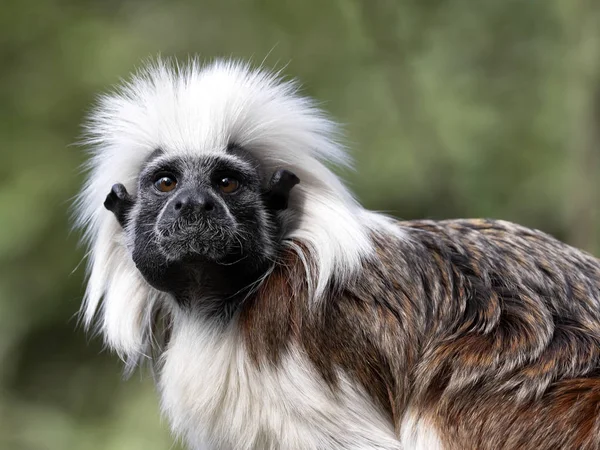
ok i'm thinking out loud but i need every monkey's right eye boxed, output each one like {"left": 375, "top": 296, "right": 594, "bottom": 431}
{"left": 154, "top": 175, "right": 177, "bottom": 193}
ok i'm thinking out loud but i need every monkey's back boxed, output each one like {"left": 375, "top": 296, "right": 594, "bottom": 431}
{"left": 397, "top": 219, "right": 600, "bottom": 450}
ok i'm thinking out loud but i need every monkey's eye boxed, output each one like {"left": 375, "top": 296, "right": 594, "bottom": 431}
{"left": 218, "top": 177, "right": 240, "bottom": 194}
{"left": 154, "top": 175, "right": 177, "bottom": 193}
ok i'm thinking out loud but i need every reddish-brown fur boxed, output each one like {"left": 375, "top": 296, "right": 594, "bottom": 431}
{"left": 240, "top": 219, "right": 600, "bottom": 449}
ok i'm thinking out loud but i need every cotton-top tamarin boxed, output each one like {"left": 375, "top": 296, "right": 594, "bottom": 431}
{"left": 76, "top": 59, "right": 600, "bottom": 450}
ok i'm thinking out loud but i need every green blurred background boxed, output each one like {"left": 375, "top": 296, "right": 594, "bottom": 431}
{"left": 1, "top": 0, "right": 599, "bottom": 449}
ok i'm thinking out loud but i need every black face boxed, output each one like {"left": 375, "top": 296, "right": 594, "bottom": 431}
{"left": 103, "top": 149, "right": 299, "bottom": 310}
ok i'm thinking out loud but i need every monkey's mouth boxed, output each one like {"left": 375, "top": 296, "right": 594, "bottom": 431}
{"left": 156, "top": 218, "right": 237, "bottom": 263}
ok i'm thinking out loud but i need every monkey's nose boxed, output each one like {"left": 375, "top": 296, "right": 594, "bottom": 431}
{"left": 171, "top": 191, "right": 216, "bottom": 216}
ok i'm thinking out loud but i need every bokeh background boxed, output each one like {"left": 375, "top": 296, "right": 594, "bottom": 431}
{"left": 1, "top": 0, "right": 599, "bottom": 449}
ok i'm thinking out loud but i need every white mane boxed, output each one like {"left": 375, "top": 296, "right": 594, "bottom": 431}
{"left": 75, "top": 59, "right": 378, "bottom": 367}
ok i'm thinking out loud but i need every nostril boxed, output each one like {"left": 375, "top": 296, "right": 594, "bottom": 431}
{"left": 204, "top": 201, "right": 214, "bottom": 212}
{"left": 174, "top": 201, "right": 183, "bottom": 211}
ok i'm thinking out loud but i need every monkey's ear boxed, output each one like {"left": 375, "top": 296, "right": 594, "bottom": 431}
{"left": 104, "top": 183, "right": 134, "bottom": 229}
{"left": 264, "top": 169, "right": 300, "bottom": 211}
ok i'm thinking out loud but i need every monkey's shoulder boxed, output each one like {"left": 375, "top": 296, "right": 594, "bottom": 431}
{"left": 397, "top": 218, "right": 599, "bottom": 271}
{"left": 368, "top": 218, "right": 600, "bottom": 306}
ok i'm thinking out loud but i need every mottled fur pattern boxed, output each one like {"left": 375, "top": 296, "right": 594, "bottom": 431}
{"left": 77, "top": 60, "right": 600, "bottom": 450}
{"left": 241, "top": 219, "right": 600, "bottom": 449}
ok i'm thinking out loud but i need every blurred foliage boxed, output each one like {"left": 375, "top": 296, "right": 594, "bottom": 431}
{"left": 0, "top": 0, "right": 599, "bottom": 449}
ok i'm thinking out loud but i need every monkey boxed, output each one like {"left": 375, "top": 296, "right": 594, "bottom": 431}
{"left": 76, "top": 59, "right": 600, "bottom": 450}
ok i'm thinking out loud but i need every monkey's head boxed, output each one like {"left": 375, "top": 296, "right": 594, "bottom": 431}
{"left": 76, "top": 59, "right": 370, "bottom": 362}
{"left": 104, "top": 148, "right": 299, "bottom": 302}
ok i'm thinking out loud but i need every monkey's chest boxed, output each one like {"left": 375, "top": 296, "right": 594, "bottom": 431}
{"left": 158, "top": 320, "right": 401, "bottom": 450}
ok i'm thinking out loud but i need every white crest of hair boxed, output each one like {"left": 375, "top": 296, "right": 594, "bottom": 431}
{"left": 75, "top": 57, "right": 401, "bottom": 361}
{"left": 160, "top": 311, "right": 403, "bottom": 450}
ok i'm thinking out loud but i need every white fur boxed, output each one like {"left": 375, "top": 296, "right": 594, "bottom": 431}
{"left": 161, "top": 312, "right": 402, "bottom": 450}
{"left": 400, "top": 409, "right": 444, "bottom": 450}
{"left": 76, "top": 59, "right": 425, "bottom": 449}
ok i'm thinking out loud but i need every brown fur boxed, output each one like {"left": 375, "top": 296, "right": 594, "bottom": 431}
{"left": 240, "top": 219, "right": 600, "bottom": 449}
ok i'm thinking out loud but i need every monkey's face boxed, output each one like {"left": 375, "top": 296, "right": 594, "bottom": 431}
{"left": 120, "top": 150, "right": 288, "bottom": 298}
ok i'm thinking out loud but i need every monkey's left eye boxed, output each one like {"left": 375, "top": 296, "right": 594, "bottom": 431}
{"left": 218, "top": 177, "right": 240, "bottom": 194}
{"left": 154, "top": 175, "right": 177, "bottom": 192}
